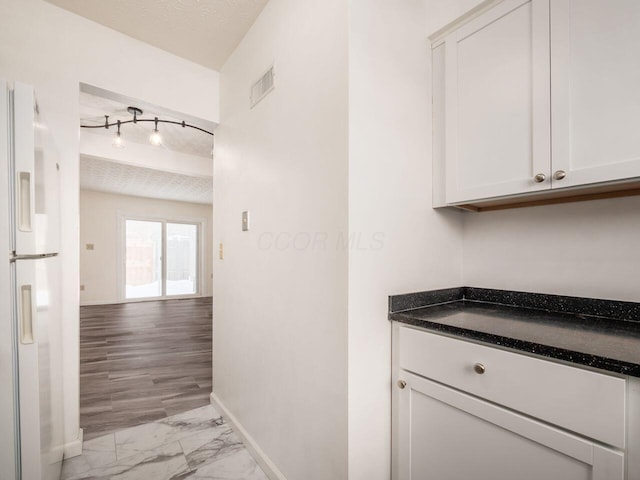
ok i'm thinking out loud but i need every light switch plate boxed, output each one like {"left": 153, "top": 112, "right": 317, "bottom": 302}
{"left": 242, "top": 211, "right": 250, "bottom": 231}
{"left": 86, "top": 243, "right": 94, "bottom": 250}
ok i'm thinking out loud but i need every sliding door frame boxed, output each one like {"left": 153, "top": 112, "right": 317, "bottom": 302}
{"left": 117, "top": 212, "right": 206, "bottom": 303}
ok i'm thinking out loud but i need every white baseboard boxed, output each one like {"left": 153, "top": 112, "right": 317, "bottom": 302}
{"left": 63, "top": 428, "right": 83, "bottom": 459}
{"left": 80, "top": 300, "right": 122, "bottom": 306}
{"left": 210, "top": 392, "right": 286, "bottom": 480}
{"left": 80, "top": 295, "right": 212, "bottom": 307}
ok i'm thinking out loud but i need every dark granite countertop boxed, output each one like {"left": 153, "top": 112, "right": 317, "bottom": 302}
{"left": 388, "top": 287, "right": 640, "bottom": 377}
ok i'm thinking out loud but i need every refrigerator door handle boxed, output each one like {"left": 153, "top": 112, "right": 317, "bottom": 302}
{"left": 18, "top": 171, "right": 32, "bottom": 232}
{"left": 20, "top": 284, "right": 34, "bottom": 344}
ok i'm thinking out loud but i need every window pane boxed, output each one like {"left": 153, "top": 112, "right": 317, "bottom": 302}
{"left": 166, "top": 223, "right": 198, "bottom": 296}
{"left": 125, "top": 220, "right": 162, "bottom": 298}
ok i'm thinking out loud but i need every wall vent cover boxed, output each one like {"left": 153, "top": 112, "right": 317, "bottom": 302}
{"left": 250, "top": 66, "right": 275, "bottom": 108}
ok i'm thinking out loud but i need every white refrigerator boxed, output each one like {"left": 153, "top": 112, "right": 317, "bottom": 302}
{"left": 0, "top": 80, "right": 64, "bottom": 480}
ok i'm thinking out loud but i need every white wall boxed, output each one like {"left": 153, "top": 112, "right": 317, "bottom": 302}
{"left": 80, "top": 189, "right": 213, "bottom": 305}
{"left": 0, "top": 0, "right": 219, "bottom": 450}
{"left": 213, "top": 2, "right": 471, "bottom": 479}
{"left": 463, "top": 197, "right": 640, "bottom": 301}
{"left": 213, "top": 1, "right": 349, "bottom": 479}
{"left": 348, "top": 1, "right": 464, "bottom": 478}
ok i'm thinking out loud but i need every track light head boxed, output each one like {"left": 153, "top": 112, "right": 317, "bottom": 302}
{"left": 112, "top": 120, "right": 124, "bottom": 148}
{"left": 149, "top": 117, "right": 162, "bottom": 146}
{"left": 112, "top": 132, "right": 124, "bottom": 148}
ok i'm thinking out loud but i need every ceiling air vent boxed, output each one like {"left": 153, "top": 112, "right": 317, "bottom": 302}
{"left": 250, "top": 66, "right": 275, "bottom": 108}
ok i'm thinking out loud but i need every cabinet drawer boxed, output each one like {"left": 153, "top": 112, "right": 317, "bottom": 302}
{"left": 398, "top": 326, "right": 626, "bottom": 448}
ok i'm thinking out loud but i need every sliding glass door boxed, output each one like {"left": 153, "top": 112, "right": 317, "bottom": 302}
{"left": 125, "top": 219, "right": 199, "bottom": 300}
{"left": 166, "top": 223, "right": 198, "bottom": 296}
{"left": 125, "top": 220, "right": 162, "bottom": 299}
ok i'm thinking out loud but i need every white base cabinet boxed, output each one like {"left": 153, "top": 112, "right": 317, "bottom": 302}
{"left": 397, "top": 373, "right": 623, "bottom": 480}
{"left": 391, "top": 324, "right": 638, "bottom": 480}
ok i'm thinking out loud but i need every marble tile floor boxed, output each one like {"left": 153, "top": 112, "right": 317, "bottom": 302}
{"left": 62, "top": 404, "right": 268, "bottom": 480}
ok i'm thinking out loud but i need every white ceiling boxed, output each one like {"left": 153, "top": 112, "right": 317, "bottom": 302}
{"left": 80, "top": 156, "right": 213, "bottom": 205}
{"left": 45, "top": 0, "right": 269, "bottom": 70}
{"left": 80, "top": 91, "right": 213, "bottom": 158}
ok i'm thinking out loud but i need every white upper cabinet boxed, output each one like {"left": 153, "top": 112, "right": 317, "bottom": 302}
{"left": 434, "top": 0, "right": 640, "bottom": 206}
{"left": 443, "top": 0, "right": 550, "bottom": 204}
{"left": 551, "top": 0, "right": 640, "bottom": 188}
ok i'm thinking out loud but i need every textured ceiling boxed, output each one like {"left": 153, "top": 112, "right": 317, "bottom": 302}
{"left": 80, "top": 91, "right": 213, "bottom": 158}
{"left": 80, "top": 156, "right": 213, "bottom": 205}
{"left": 45, "top": 0, "right": 269, "bottom": 70}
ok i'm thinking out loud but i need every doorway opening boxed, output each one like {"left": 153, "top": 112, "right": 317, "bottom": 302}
{"left": 77, "top": 84, "right": 215, "bottom": 440}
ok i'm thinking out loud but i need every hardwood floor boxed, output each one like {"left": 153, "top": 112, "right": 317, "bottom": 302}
{"left": 79, "top": 297, "right": 212, "bottom": 440}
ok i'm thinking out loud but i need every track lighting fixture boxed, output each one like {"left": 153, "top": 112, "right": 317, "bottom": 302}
{"left": 112, "top": 120, "right": 124, "bottom": 148}
{"left": 149, "top": 117, "right": 162, "bottom": 146}
{"left": 80, "top": 106, "right": 213, "bottom": 149}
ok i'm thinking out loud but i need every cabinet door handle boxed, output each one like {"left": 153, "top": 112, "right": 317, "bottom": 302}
{"left": 474, "top": 363, "right": 486, "bottom": 375}
{"left": 18, "top": 172, "right": 32, "bottom": 232}
{"left": 20, "top": 285, "right": 34, "bottom": 344}
{"left": 533, "top": 173, "right": 546, "bottom": 183}
{"left": 397, "top": 380, "right": 407, "bottom": 389}
{"left": 553, "top": 170, "right": 566, "bottom": 180}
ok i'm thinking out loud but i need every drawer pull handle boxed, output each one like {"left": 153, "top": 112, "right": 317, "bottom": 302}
{"left": 397, "top": 380, "right": 407, "bottom": 389}
{"left": 474, "top": 363, "right": 486, "bottom": 375}
{"left": 553, "top": 170, "right": 566, "bottom": 181}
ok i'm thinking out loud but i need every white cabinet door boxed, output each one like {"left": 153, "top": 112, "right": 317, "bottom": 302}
{"left": 395, "top": 372, "right": 624, "bottom": 480}
{"left": 551, "top": 0, "right": 640, "bottom": 188}
{"left": 444, "top": 0, "right": 551, "bottom": 203}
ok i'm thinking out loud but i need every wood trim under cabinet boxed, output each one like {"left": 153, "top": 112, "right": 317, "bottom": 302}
{"left": 455, "top": 181, "right": 640, "bottom": 212}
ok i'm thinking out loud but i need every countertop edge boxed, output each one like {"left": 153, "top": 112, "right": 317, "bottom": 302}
{"left": 389, "top": 286, "right": 640, "bottom": 323}
{"left": 389, "top": 311, "right": 640, "bottom": 378}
